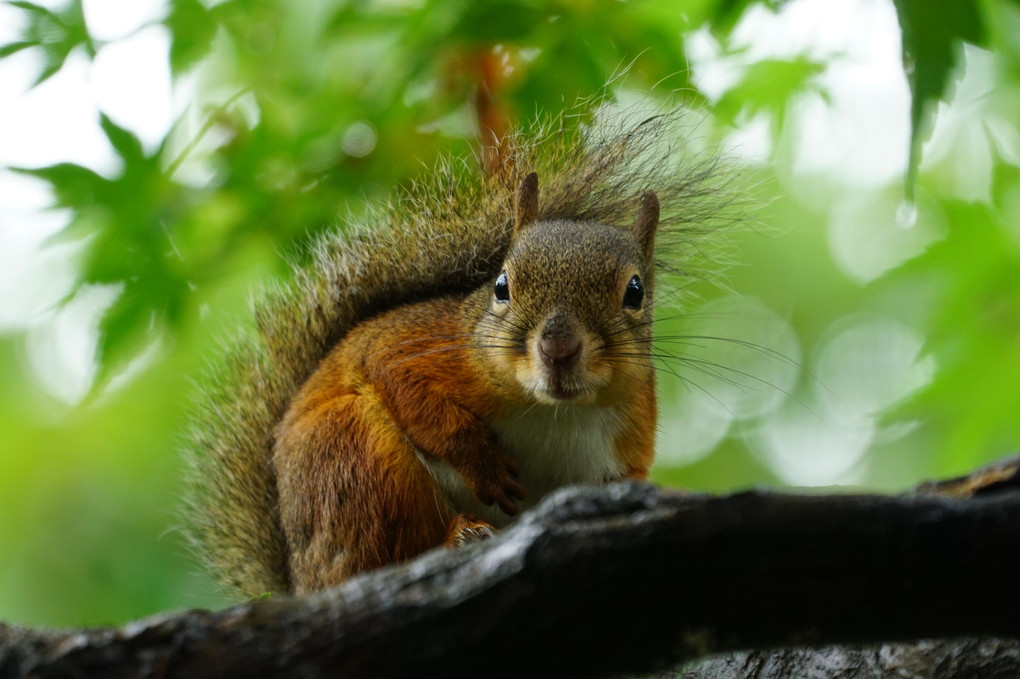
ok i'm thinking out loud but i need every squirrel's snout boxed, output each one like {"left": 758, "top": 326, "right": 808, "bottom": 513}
{"left": 538, "top": 315, "right": 582, "bottom": 369}
{"left": 538, "top": 335, "right": 581, "bottom": 368}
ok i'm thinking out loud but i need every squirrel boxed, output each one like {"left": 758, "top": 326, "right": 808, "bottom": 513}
{"left": 184, "top": 110, "right": 728, "bottom": 597}
{"left": 273, "top": 173, "right": 659, "bottom": 591}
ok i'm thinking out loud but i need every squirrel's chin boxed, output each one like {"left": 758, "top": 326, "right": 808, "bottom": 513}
{"left": 528, "top": 379, "right": 594, "bottom": 406}
{"left": 533, "top": 391, "right": 585, "bottom": 406}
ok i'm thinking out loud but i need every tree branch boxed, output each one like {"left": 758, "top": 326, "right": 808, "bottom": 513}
{"left": 2, "top": 455, "right": 1019, "bottom": 679}
{"left": 673, "top": 638, "right": 1020, "bottom": 678}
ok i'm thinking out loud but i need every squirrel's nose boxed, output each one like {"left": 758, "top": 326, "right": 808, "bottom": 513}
{"left": 538, "top": 314, "right": 582, "bottom": 368}
{"left": 539, "top": 335, "right": 581, "bottom": 367}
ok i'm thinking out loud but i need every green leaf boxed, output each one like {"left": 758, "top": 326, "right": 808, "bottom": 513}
{"left": 92, "top": 283, "right": 157, "bottom": 389}
{"left": 100, "top": 113, "right": 145, "bottom": 165}
{"left": 446, "top": 0, "right": 545, "bottom": 44}
{"left": 714, "top": 56, "right": 828, "bottom": 136}
{"left": 12, "top": 163, "right": 110, "bottom": 211}
{"left": 7, "top": 1, "right": 58, "bottom": 16}
{"left": 892, "top": 0, "right": 986, "bottom": 199}
{"left": 165, "top": 0, "right": 218, "bottom": 73}
{"left": 710, "top": 0, "right": 783, "bottom": 38}
{"left": 0, "top": 40, "right": 38, "bottom": 58}
{"left": 890, "top": 200, "right": 1020, "bottom": 471}
{"left": 5, "top": 0, "right": 96, "bottom": 85}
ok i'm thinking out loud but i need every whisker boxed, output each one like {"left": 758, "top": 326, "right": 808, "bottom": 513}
{"left": 654, "top": 334, "right": 802, "bottom": 368}
{"left": 647, "top": 359, "right": 734, "bottom": 412}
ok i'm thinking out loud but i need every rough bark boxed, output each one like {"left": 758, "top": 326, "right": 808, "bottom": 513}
{"left": 1, "top": 455, "right": 1018, "bottom": 679}
{"left": 671, "top": 639, "right": 1020, "bottom": 679}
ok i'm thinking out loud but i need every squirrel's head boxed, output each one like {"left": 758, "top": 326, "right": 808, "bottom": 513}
{"left": 474, "top": 172, "right": 659, "bottom": 407}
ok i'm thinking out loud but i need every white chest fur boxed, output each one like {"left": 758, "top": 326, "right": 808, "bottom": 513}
{"left": 420, "top": 405, "right": 625, "bottom": 528}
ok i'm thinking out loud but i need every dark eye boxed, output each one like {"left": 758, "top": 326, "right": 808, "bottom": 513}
{"left": 494, "top": 270, "right": 510, "bottom": 304}
{"left": 622, "top": 274, "right": 644, "bottom": 309}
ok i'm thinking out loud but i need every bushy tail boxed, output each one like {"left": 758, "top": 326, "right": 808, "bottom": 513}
{"left": 181, "top": 104, "right": 741, "bottom": 598}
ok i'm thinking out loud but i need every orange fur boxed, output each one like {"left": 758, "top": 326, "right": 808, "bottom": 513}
{"left": 274, "top": 280, "right": 657, "bottom": 592}
{"left": 613, "top": 380, "right": 658, "bottom": 479}
{"left": 274, "top": 295, "right": 525, "bottom": 591}
{"left": 272, "top": 179, "right": 661, "bottom": 592}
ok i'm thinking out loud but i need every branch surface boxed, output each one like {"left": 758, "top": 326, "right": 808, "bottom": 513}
{"left": 2, "top": 456, "right": 1019, "bottom": 679}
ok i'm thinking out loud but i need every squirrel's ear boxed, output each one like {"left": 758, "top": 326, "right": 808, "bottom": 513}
{"left": 633, "top": 191, "right": 659, "bottom": 262}
{"left": 514, "top": 172, "right": 539, "bottom": 233}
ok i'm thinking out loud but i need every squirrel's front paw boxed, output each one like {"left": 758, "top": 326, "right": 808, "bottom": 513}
{"left": 444, "top": 513, "right": 497, "bottom": 548}
{"left": 470, "top": 454, "right": 526, "bottom": 516}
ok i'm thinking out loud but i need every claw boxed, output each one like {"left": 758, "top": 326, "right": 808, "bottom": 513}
{"left": 445, "top": 513, "right": 497, "bottom": 548}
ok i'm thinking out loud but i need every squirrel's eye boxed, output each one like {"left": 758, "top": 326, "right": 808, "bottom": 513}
{"left": 494, "top": 271, "right": 510, "bottom": 304}
{"left": 622, "top": 274, "right": 644, "bottom": 309}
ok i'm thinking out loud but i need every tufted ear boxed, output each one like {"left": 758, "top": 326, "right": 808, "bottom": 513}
{"left": 514, "top": 172, "right": 539, "bottom": 234}
{"left": 632, "top": 191, "right": 659, "bottom": 262}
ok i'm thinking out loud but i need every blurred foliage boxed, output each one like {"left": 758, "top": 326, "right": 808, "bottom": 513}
{"left": 0, "top": 0, "right": 1018, "bottom": 626}
{"left": 0, "top": 0, "right": 94, "bottom": 82}
{"left": 714, "top": 55, "right": 829, "bottom": 138}
{"left": 891, "top": 0, "right": 985, "bottom": 196}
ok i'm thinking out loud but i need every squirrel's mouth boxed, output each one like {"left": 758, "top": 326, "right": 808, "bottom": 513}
{"left": 548, "top": 382, "right": 580, "bottom": 401}
{"left": 518, "top": 328, "right": 604, "bottom": 404}
{"left": 534, "top": 372, "right": 589, "bottom": 403}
